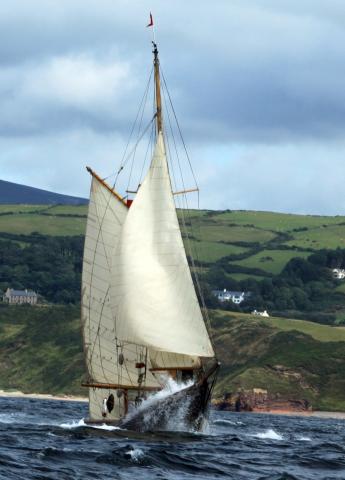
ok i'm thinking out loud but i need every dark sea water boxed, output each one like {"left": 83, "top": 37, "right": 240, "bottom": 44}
{"left": 0, "top": 397, "right": 344, "bottom": 480}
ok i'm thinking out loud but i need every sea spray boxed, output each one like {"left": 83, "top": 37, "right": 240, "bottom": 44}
{"left": 122, "top": 377, "right": 200, "bottom": 432}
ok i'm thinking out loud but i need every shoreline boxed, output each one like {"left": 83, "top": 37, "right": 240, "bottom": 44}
{"left": 0, "top": 389, "right": 88, "bottom": 403}
{"left": 0, "top": 390, "right": 344, "bottom": 420}
{"left": 250, "top": 409, "right": 345, "bottom": 420}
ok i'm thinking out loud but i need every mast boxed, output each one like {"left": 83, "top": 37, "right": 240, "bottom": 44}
{"left": 153, "top": 42, "right": 163, "bottom": 134}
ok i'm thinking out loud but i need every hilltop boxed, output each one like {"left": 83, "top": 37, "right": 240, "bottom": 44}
{"left": 0, "top": 179, "right": 88, "bottom": 205}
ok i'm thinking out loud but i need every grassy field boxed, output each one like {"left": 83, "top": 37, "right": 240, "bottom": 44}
{"left": 0, "top": 205, "right": 48, "bottom": 213}
{"left": 230, "top": 249, "right": 311, "bottom": 275}
{"left": 195, "top": 224, "right": 277, "bottom": 243}
{"left": 0, "top": 213, "right": 86, "bottom": 236}
{"left": 214, "top": 310, "right": 345, "bottom": 342}
{"left": 47, "top": 205, "right": 88, "bottom": 215}
{"left": 213, "top": 210, "right": 345, "bottom": 231}
{"left": 185, "top": 239, "right": 248, "bottom": 263}
{"left": 285, "top": 224, "right": 345, "bottom": 250}
{"left": 2, "top": 204, "right": 345, "bottom": 271}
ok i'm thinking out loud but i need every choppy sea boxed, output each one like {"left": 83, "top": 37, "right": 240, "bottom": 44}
{"left": 0, "top": 396, "right": 344, "bottom": 479}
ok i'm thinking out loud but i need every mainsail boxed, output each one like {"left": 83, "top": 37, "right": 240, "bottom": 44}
{"left": 111, "top": 133, "right": 214, "bottom": 358}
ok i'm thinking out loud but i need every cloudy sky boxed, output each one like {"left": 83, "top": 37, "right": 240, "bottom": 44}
{"left": 1, "top": 0, "right": 345, "bottom": 214}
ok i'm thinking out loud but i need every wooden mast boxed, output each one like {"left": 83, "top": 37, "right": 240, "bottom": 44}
{"left": 153, "top": 42, "right": 163, "bottom": 134}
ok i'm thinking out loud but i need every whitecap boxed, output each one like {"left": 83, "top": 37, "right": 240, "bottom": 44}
{"left": 89, "top": 423, "right": 121, "bottom": 431}
{"left": 126, "top": 448, "right": 144, "bottom": 462}
{"left": 59, "top": 418, "right": 120, "bottom": 431}
{"left": 298, "top": 436, "right": 311, "bottom": 441}
{"left": 59, "top": 418, "right": 86, "bottom": 429}
{"left": 213, "top": 419, "right": 237, "bottom": 426}
{"left": 251, "top": 428, "right": 283, "bottom": 440}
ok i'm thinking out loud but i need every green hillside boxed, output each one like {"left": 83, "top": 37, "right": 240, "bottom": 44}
{"left": 0, "top": 305, "right": 344, "bottom": 411}
{"left": 2, "top": 204, "right": 345, "bottom": 264}
{"left": 212, "top": 310, "right": 345, "bottom": 411}
{"left": 1, "top": 204, "right": 345, "bottom": 409}
{"left": 2, "top": 205, "right": 345, "bottom": 322}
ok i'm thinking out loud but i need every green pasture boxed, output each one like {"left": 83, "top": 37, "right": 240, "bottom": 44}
{"left": 215, "top": 310, "right": 345, "bottom": 342}
{"left": 285, "top": 224, "right": 345, "bottom": 250}
{"left": 184, "top": 240, "right": 248, "bottom": 263}
{"left": 230, "top": 249, "right": 311, "bottom": 275}
{"left": 194, "top": 224, "right": 276, "bottom": 243}
{"left": 0, "top": 214, "right": 86, "bottom": 236}
{"left": 47, "top": 205, "right": 88, "bottom": 215}
{"left": 0, "top": 205, "right": 48, "bottom": 214}
{"left": 213, "top": 210, "right": 345, "bottom": 232}
{"left": 225, "top": 272, "right": 266, "bottom": 281}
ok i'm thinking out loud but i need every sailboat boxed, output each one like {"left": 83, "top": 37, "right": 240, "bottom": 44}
{"left": 81, "top": 39, "right": 219, "bottom": 432}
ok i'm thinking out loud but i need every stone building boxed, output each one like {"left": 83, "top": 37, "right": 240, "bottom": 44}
{"left": 3, "top": 288, "right": 38, "bottom": 305}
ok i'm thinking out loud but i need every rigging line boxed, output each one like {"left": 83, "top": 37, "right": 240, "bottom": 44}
{"left": 88, "top": 287, "right": 112, "bottom": 382}
{"left": 138, "top": 117, "right": 155, "bottom": 186}
{"left": 161, "top": 77, "right": 214, "bottom": 345}
{"left": 162, "top": 83, "right": 198, "bottom": 267}
{"left": 111, "top": 114, "right": 157, "bottom": 191}
{"left": 126, "top": 69, "right": 153, "bottom": 192}
{"left": 117, "top": 342, "right": 134, "bottom": 387}
{"left": 161, "top": 68, "right": 199, "bottom": 189}
{"left": 103, "top": 67, "right": 154, "bottom": 182}
{"left": 163, "top": 110, "right": 180, "bottom": 209}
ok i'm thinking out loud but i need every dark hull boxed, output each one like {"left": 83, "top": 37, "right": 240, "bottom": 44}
{"left": 118, "top": 362, "right": 219, "bottom": 433}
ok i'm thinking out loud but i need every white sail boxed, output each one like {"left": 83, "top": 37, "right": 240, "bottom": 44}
{"left": 82, "top": 175, "right": 163, "bottom": 420}
{"left": 111, "top": 133, "right": 214, "bottom": 358}
{"left": 82, "top": 176, "right": 128, "bottom": 384}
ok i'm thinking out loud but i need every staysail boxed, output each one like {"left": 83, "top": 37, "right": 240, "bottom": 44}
{"left": 110, "top": 133, "right": 214, "bottom": 358}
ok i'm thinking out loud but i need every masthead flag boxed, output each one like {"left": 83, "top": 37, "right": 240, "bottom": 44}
{"left": 147, "top": 13, "right": 154, "bottom": 27}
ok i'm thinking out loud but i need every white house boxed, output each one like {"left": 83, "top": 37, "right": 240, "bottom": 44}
{"left": 332, "top": 268, "right": 345, "bottom": 279}
{"left": 3, "top": 288, "right": 38, "bottom": 305}
{"left": 212, "top": 289, "right": 249, "bottom": 305}
{"left": 252, "top": 309, "right": 270, "bottom": 317}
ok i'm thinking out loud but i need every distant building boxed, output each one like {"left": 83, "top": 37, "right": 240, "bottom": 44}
{"left": 3, "top": 288, "right": 38, "bottom": 305}
{"left": 212, "top": 289, "right": 250, "bottom": 304}
{"left": 332, "top": 268, "right": 345, "bottom": 279}
{"left": 252, "top": 309, "right": 269, "bottom": 317}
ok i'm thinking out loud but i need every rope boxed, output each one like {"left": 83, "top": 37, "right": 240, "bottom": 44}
{"left": 160, "top": 68, "right": 215, "bottom": 348}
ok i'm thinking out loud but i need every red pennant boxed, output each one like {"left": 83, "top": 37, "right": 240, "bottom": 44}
{"left": 146, "top": 13, "right": 153, "bottom": 27}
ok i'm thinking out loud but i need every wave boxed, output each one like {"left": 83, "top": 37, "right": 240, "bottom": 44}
{"left": 213, "top": 419, "right": 238, "bottom": 426}
{"left": 59, "top": 418, "right": 120, "bottom": 431}
{"left": 251, "top": 428, "right": 283, "bottom": 440}
{"left": 125, "top": 448, "right": 145, "bottom": 463}
{"left": 297, "top": 436, "right": 311, "bottom": 441}
{"left": 59, "top": 418, "right": 86, "bottom": 429}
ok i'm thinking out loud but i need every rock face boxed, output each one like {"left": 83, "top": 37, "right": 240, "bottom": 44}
{"left": 213, "top": 389, "right": 312, "bottom": 413}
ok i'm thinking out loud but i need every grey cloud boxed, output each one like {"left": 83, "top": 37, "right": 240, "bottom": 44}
{"left": 1, "top": 0, "right": 345, "bottom": 143}
{"left": 1, "top": 0, "right": 345, "bottom": 215}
